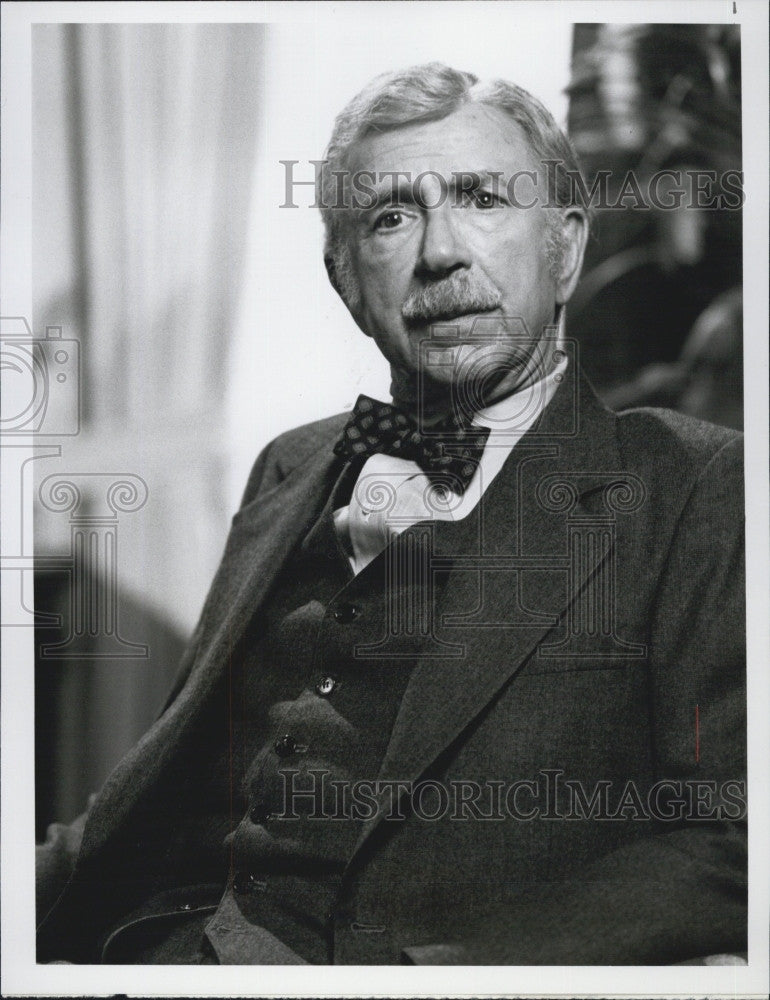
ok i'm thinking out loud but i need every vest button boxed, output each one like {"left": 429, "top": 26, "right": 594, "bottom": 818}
{"left": 315, "top": 675, "right": 337, "bottom": 697}
{"left": 333, "top": 603, "right": 360, "bottom": 623}
{"left": 274, "top": 734, "right": 298, "bottom": 758}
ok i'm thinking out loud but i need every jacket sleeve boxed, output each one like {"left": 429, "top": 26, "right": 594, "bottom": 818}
{"left": 36, "top": 795, "right": 96, "bottom": 924}
{"left": 404, "top": 436, "right": 747, "bottom": 965}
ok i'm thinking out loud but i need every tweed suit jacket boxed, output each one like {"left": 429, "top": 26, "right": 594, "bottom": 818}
{"left": 37, "top": 369, "right": 746, "bottom": 964}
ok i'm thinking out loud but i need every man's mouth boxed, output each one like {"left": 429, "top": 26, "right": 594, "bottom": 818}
{"left": 402, "top": 303, "right": 500, "bottom": 327}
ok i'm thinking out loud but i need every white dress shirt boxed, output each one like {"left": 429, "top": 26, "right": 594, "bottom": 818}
{"left": 333, "top": 349, "right": 569, "bottom": 576}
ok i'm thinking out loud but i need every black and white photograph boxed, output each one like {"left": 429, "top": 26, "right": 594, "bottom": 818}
{"left": 1, "top": 1, "right": 768, "bottom": 997}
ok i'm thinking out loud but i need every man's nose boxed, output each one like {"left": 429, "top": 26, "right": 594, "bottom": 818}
{"left": 417, "top": 204, "right": 472, "bottom": 277}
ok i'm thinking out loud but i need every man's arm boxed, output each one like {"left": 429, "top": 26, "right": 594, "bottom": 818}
{"left": 405, "top": 436, "right": 746, "bottom": 965}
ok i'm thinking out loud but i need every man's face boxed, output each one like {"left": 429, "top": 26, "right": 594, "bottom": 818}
{"left": 342, "top": 103, "right": 576, "bottom": 407}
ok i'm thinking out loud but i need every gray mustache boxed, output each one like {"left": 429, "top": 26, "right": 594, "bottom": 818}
{"left": 401, "top": 271, "right": 502, "bottom": 324}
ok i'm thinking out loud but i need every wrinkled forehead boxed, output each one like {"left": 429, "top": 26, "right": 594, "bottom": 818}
{"left": 346, "top": 103, "right": 540, "bottom": 180}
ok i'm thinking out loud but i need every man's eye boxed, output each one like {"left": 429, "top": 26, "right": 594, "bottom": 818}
{"left": 374, "top": 210, "right": 405, "bottom": 231}
{"left": 466, "top": 190, "right": 500, "bottom": 209}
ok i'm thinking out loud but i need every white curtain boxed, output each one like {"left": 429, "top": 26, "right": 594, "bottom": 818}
{"left": 33, "top": 23, "right": 264, "bottom": 823}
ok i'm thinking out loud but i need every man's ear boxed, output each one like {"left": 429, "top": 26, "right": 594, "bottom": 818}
{"left": 324, "top": 254, "right": 345, "bottom": 301}
{"left": 555, "top": 208, "right": 589, "bottom": 306}
{"left": 324, "top": 251, "right": 371, "bottom": 337}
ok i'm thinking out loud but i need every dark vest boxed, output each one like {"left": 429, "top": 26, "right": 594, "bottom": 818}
{"left": 213, "top": 470, "right": 425, "bottom": 962}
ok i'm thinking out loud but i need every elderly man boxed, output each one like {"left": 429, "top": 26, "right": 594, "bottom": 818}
{"left": 37, "top": 63, "right": 745, "bottom": 966}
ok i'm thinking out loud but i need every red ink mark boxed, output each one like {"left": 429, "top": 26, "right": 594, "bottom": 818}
{"left": 695, "top": 704, "right": 700, "bottom": 763}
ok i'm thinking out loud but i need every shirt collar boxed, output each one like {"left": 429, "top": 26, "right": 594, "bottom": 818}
{"left": 472, "top": 311, "right": 568, "bottom": 433}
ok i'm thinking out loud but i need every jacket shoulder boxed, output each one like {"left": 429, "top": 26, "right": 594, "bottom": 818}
{"left": 266, "top": 412, "right": 349, "bottom": 472}
{"left": 616, "top": 406, "right": 742, "bottom": 484}
{"left": 240, "top": 411, "right": 349, "bottom": 506}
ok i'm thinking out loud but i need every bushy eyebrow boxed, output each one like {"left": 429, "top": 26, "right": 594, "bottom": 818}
{"left": 355, "top": 169, "right": 506, "bottom": 215}
{"left": 360, "top": 176, "right": 421, "bottom": 213}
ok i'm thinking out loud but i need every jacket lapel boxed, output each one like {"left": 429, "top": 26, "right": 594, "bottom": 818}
{"left": 349, "top": 370, "right": 622, "bottom": 863}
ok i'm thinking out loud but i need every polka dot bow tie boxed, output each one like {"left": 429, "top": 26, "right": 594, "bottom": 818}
{"left": 333, "top": 394, "right": 490, "bottom": 494}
